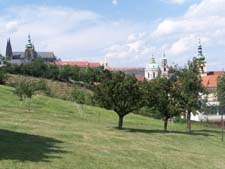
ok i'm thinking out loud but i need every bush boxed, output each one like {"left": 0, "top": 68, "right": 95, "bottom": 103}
{"left": 71, "top": 87, "right": 85, "bottom": 104}
{"left": 0, "top": 68, "right": 7, "bottom": 84}
{"left": 135, "top": 106, "right": 161, "bottom": 119}
{"left": 71, "top": 87, "right": 94, "bottom": 105}
{"left": 174, "top": 117, "right": 186, "bottom": 123}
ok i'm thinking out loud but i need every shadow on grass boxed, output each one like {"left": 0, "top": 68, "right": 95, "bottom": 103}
{"left": 122, "top": 128, "right": 213, "bottom": 136}
{"left": 194, "top": 129, "right": 222, "bottom": 134}
{"left": 0, "top": 129, "right": 66, "bottom": 162}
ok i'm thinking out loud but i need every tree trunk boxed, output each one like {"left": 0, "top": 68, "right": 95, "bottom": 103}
{"left": 118, "top": 115, "right": 124, "bottom": 129}
{"left": 186, "top": 111, "right": 191, "bottom": 132}
{"left": 164, "top": 116, "right": 169, "bottom": 131}
{"left": 28, "top": 98, "right": 31, "bottom": 112}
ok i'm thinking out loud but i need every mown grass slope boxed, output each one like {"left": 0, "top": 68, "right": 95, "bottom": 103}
{"left": 5, "top": 74, "right": 93, "bottom": 101}
{"left": 0, "top": 85, "right": 225, "bottom": 169}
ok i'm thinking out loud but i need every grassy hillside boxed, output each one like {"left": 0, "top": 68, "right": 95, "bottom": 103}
{"left": 5, "top": 74, "right": 93, "bottom": 101}
{"left": 0, "top": 85, "right": 225, "bottom": 169}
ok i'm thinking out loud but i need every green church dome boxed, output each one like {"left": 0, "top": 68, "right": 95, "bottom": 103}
{"left": 146, "top": 57, "right": 159, "bottom": 69}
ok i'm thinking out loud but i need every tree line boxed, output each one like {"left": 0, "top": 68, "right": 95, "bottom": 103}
{"left": 94, "top": 61, "right": 205, "bottom": 132}
{"left": 1, "top": 59, "right": 225, "bottom": 132}
{"left": 3, "top": 59, "right": 104, "bottom": 85}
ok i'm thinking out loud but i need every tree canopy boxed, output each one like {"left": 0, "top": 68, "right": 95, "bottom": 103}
{"left": 173, "top": 63, "right": 205, "bottom": 132}
{"left": 143, "top": 77, "right": 182, "bottom": 131}
{"left": 94, "top": 72, "right": 142, "bottom": 129}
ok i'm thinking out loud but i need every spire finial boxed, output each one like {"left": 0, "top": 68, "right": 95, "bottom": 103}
{"left": 28, "top": 34, "right": 31, "bottom": 43}
{"left": 26, "top": 34, "right": 33, "bottom": 48}
{"left": 198, "top": 38, "right": 203, "bottom": 57}
{"left": 162, "top": 52, "right": 167, "bottom": 65}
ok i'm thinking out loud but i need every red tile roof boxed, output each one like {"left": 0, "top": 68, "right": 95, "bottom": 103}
{"left": 135, "top": 75, "right": 145, "bottom": 82}
{"left": 55, "top": 61, "right": 101, "bottom": 68}
{"left": 106, "top": 67, "right": 144, "bottom": 71}
{"left": 201, "top": 71, "right": 224, "bottom": 88}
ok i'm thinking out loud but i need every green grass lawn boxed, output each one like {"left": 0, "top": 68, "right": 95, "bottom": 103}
{"left": 0, "top": 85, "right": 225, "bottom": 169}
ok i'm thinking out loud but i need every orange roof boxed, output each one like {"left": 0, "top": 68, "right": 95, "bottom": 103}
{"left": 106, "top": 67, "right": 144, "bottom": 71}
{"left": 55, "top": 61, "right": 101, "bottom": 68}
{"left": 135, "top": 75, "right": 145, "bottom": 82}
{"left": 202, "top": 71, "right": 224, "bottom": 88}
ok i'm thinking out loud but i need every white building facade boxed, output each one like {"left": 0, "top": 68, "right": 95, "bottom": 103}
{"left": 145, "top": 55, "right": 169, "bottom": 81}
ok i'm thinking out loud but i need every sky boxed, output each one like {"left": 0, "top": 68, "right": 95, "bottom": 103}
{"left": 0, "top": 0, "right": 225, "bottom": 71}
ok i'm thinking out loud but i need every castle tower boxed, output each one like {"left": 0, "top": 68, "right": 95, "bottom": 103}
{"left": 161, "top": 53, "right": 169, "bottom": 78}
{"left": 145, "top": 55, "right": 160, "bottom": 80}
{"left": 6, "top": 38, "right": 13, "bottom": 60}
{"left": 24, "top": 35, "right": 37, "bottom": 63}
{"left": 193, "top": 39, "right": 207, "bottom": 76}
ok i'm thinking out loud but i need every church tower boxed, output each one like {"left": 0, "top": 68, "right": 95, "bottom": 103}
{"left": 193, "top": 39, "right": 207, "bottom": 76}
{"left": 161, "top": 53, "right": 169, "bottom": 78}
{"left": 6, "top": 38, "right": 13, "bottom": 60}
{"left": 145, "top": 55, "right": 160, "bottom": 81}
{"left": 0, "top": 54, "right": 4, "bottom": 67}
{"left": 24, "top": 35, "right": 37, "bottom": 63}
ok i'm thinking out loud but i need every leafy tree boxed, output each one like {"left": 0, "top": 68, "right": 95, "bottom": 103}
{"left": 71, "top": 87, "right": 86, "bottom": 105}
{"left": 14, "top": 79, "right": 34, "bottom": 111}
{"left": 143, "top": 78, "right": 181, "bottom": 131}
{"left": 218, "top": 75, "right": 225, "bottom": 108}
{"left": 30, "top": 59, "right": 48, "bottom": 77}
{"left": 0, "top": 68, "right": 7, "bottom": 85}
{"left": 59, "top": 65, "right": 80, "bottom": 81}
{"left": 94, "top": 72, "right": 142, "bottom": 129}
{"left": 218, "top": 74, "right": 225, "bottom": 141}
{"left": 47, "top": 64, "right": 59, "bottom": 80}
{"left": 14, "top": 79, "right": 49, "bottom": 111}
{"left": 173, "top": 63, "right": 204, "bottom": 132}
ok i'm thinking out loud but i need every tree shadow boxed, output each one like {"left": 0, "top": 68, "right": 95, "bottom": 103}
{"left": 122, "top": 128, "right": 213, "bottom": 136}
{"left": 0, "top": 129, "right": 66, "bottom": 162}
{"left": 194, "top": 129, "right": 222, "bottom": 134}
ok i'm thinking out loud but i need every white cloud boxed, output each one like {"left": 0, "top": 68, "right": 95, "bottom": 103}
{"left": 150, "top": 0, "right": 225, "bottom": 70}
{"left": 0, "top": 5, "right": 139, "bottom": 61}
{"left": 104, "top": 32, "right": 157, "bottom": 67}
{"left": 1, "top": 1, "right": 225, "bottom": 70}
{"left": 112, "top": 0, "right": 118, "bottom": 6}
{"left": 104, "top": 0, "right": 225, "bottom": 70}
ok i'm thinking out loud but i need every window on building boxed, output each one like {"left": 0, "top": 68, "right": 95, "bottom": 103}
{"left": 153, "top": 72, "right": 156, "bottom": 78}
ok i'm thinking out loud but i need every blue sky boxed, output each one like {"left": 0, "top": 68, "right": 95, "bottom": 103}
{"left": 0, "top": 0, "right": 225, "bottom": 71}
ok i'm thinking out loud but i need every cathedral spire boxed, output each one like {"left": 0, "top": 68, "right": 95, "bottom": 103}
{"left": 6, "top": 38, "right": 13, "bottom": 60}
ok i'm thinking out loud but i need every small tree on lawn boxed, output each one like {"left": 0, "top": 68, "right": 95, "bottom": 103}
{"left": 14, "top": 79, "right": 48, "bottom": 111}
{"left": 218, "top": 75, "right": 225, "bottom": 108}
{"left": 15, "top": 81, "right": 25, "bottom": 106}
{"left": 143, "top": 78, "right": 181, "bottom": 131}
{"left": 71, "top": 87, "right": 86, "bottom": 104}
{"left": 14, "top": 79, "right": 35, "bottom": 111}
{"left": 218, "top": 74, "right": 225, "bottom": 141}
{"left": 94, "top": 72, "right": 142, "bottom": 129}
{"left": 71, "top": 87, "right": 86, "bottom": 115}
{"left": 173, "top": 62, "right": 204, "bottom": 132}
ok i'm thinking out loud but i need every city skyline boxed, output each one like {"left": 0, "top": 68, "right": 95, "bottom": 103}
{"left": 0, "top": 0, "right": 225, "bottom": 70}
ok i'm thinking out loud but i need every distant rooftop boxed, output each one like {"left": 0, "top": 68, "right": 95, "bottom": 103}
{"left": 55, "top": 61, "right": 102, "bottom": 68}
{"left": 201, "top": 71, "right": 224, "bottom": 88}
{"left": 106, "top": 67, "right": 144, "bottom": 71}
